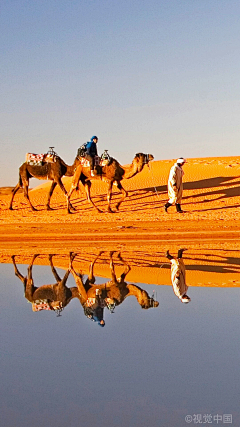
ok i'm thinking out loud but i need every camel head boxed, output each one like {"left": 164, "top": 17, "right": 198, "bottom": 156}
{"left": 134, "top": 153, "right": 154, "bottom": 171}
{"left": 139, "top": 290, "right": 159, "bottom": 309}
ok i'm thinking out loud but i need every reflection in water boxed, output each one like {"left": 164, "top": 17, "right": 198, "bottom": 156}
{"left": 165, "top": 248, "right": 191, "bottom": 303}
{"left": 3, "top": 245, "right": 240, "bottom": 426}
{"left": 12, "top": 254, "right": 77, "bottom": 316}
{"left": 11, "top": 251, "right": 159, "bottom": 325}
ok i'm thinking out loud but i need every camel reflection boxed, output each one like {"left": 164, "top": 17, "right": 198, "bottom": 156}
{"left": 12, "top": 251, "right": 159, "bottom": 323}
{"left": 12, "top": 254, "right": 78, "bottom": 315}
{"left": 70, "top": 251, "right": 159, "bottom": 326}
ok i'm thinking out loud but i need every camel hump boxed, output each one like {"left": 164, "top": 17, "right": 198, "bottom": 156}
{"left": 26, "top": 151, "right": 58, "bottom": 166}
{"left": 26, "top": 153, "right": 45, "bottom": 166}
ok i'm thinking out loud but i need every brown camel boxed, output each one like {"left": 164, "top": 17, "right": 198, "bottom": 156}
{"left": 68, "top": 152, "right": 154, "bottom": 212}
{"left": 70, "top": 251, "right": 159, "bottom": 322}
{"left": 9, "top": 150, "right": 82, "bottom": 213}
{"left": 11, "top": 253, "right": 80, "bottom": 315}
{"left": 12, "top": 252, "right": 158, "bottom": 323}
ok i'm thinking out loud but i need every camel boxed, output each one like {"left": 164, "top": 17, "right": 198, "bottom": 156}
{"left": 11, "top": 252, "right": 158, "bottom": 323}
{"left": 70, "top": 251, "right": 159, "bottom": 327}
{"left": 9, "top": 149, "right": 82, "bottom": 213}
{"left": 11, "top": 253, "right": 80, "bottom": 315}
{"left": 68, "top": 152, "right": 154, "bottom": 212}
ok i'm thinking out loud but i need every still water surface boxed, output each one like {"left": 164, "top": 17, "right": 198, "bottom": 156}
{"left": 1, "top": 250, "right": 240, "bottom": 427}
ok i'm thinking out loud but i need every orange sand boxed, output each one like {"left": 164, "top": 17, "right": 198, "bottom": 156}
{"left": 1, "top": 156, "right": 240, "bottom": 287}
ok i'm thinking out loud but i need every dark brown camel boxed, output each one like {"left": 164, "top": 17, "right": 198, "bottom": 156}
{"left": 68, "top": 152, "right": 154, "bottom": 212}
{"left": 70, "top": 251, "right": 159, "bottom": 314}
{"left": 9, "top": 150, "right": 82, "bottom": 213}
{"left": 12, "top": 253, "right": 80, "bottom": 314}
{"left": 12, "top": 251, "right": 158, "bottom": 322}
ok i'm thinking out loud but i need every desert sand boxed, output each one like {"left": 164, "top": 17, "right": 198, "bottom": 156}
{"left": 1, "top": 156, "right": 240, "bottom": 287}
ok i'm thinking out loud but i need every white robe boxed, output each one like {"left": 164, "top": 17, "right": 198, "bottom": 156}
{"left": 170, "top": 258, "right": 188, "bottom": 300}
{"left": 167, "top": 163, "right": 184, "bottom": 204}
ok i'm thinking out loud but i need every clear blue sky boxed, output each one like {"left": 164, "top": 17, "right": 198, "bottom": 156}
{"left": 1, "top": 0, "right": 240, "bottom": 186}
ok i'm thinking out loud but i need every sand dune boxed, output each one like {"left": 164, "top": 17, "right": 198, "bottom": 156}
{"left": 1, "top": 156, "right": 240, "bottom": 288}
{"left": 1, "top": 156, "right": 240, "bottom": 228}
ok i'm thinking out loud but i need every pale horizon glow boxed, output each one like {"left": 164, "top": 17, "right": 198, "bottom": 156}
{"left": 1, "top": 0, "right": 240, "bottom": 186}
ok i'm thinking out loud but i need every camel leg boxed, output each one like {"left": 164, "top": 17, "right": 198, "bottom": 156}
{"left": 71, "top": 181, "right": 85, "bottom": 202}
{"left": 109, "top": 252, "right": 118, "bottom": 285}
{"left": 11, "top": 174, "right": 36, "bottom": 211}
{"left": 67, "top": 184, "right": 81, "bottom": 212}
{"left": 9, "top": 182, "right": 21, "bottom": 210}
{"left": 49, "top": 253, "right": 71, "bottom": 288}
{"left": 46, "top": 182, "right": 57, "bottom": 210}
{"left": 12, "top": 254, "right": 39, "bottom": 296}
{"left": 24, "top": 254, "right": 41, "bottom": 301}
{"left": 83, "top": 180, "right": 102, "bottom": 213}
{"left": 115, "top": 181, "right": 127, "bottom": 211}
{"left": 49, "top": 254, "right": 62, "bottom": 282}
{"left": 68, "top": 184, "right": 77, "bottom": 201}
{"left": 56, "top": 268, "right": 71, "bottom": 296}
{"left": 12, "top": 255, "right": 26, "bottom": 283}
{"left": 69, "top": 256, "right": 88, "bottom": 301}
{"left": 55, "top": 177, "right": 75, "bottom": 214}
{"left": 26, "top": 254, "right": 39, "bottom": 286}
{"left": 68, "top": 166, "right": 83, "bottom": 206}
{"left": 86, "top": 251, "right": 104, "bottom": 285}
{"left": 12, "top": 253, "right": 39, "bottom": 282}
{"left": 116, "top": 252, "right": 131, "bottom": 282}
{"left": 22, "top": 178, "right": 37, "bottom": 211}
{"left": 107, "top": 181, "right": 114, "bottom": 213}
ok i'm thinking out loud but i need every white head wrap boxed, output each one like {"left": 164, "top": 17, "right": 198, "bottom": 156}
{"left": 177, "top": 157, "right": 186, "bottom": 164}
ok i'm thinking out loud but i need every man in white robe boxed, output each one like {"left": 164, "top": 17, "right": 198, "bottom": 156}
{"left": 164, "top": 157, "right": 186, "bottom": 213}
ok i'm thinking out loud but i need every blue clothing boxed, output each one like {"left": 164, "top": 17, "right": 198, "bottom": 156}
{"left": 86, "top": 140, "right": 98, "bottom": 157}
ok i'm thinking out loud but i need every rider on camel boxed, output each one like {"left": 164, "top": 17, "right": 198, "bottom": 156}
{"left": 85, "top": 136, "right": 98, "bottom": 177}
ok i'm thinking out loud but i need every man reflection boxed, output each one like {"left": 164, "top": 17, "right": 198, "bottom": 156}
{"left": 165, "top": 248, "right": 191, "bottom": 303}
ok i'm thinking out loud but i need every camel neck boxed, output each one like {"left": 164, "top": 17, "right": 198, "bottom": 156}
{"left": 64, "top": 157, "right": 79, "bottom": 176}
{"left": 123, "top": 161, "right": 139, "bottom": 179}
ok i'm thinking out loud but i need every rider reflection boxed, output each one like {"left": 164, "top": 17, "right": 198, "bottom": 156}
{"left": 70, "top": 251, "right": 159, "bottom": 326}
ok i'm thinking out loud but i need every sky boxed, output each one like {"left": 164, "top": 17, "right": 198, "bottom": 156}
{"left": 1, "top": 0, "right": 240, "bottom": 186}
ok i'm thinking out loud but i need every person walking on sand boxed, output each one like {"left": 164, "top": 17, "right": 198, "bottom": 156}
{"left": 164, "top": 157, "right": 186, "bottom": 213}
{"left": 165, "top": 248, "right": 191, "bottom": 303}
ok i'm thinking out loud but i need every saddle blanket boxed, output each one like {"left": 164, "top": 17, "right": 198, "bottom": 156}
{"left": 26, "top": 153, "right": 56, "bottom": 166}
{"left": 32, "top": 299, "right": 51, "bottom": 312}
{"left": 80, "top": 156, "right": 100, "bottom": 167}
{"left": 80, "top": 156, "right": 109, "bottom": 168}
{"left": 86, "top": 297, "right": 105, "bottom": 308}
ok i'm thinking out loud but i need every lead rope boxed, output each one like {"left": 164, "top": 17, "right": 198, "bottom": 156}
{"left": 148, "top": 161, "right": 160, "bottom": 198}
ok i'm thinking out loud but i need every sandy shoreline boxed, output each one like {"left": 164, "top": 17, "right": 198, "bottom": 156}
{"left": 2, "top": 154, "right": 240, "bottom": 289}
{"left": 1, "top": 156, "right": 240, "bottom": 251}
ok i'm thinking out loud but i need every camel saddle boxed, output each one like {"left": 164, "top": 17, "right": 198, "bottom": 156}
{"left": 26, "top": 152, "right": 56, "bottom": 166}
{"left": 32, "top": 299, "right": 62, "bottom": 312}
{"left": 32, "top": 299, "right": 51, "bottom": 312}
{"left": 80, "top": 155, "right": 109, "bottom": 168}
{"left": 85, "top": 297, "right": 105, "bottom": 308}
